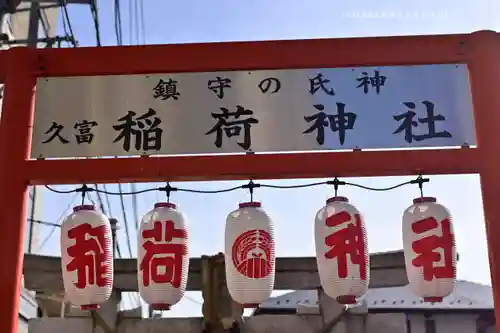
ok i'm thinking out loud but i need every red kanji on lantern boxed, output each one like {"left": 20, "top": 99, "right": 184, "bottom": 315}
{"left": 231, "top": 229, "right": 273, "bottom": 279}
{"left": 402, "top": 197, "right": 457, "bottom": 302}
{"left": 411, "top": 217, "right": 455, "bottom": 281}
{"left": 137, "top": 202, "right": 190, "bottom": 310}
{"left": 315, "top": 196, "right": 369, "bottom": 304}
{"left": 61, "top": 205, "right": 113, "bottom": 310}
{"left": 324, "top": 211, "right": 367, "bottom": 280}
{"left": 139, "top": 220, "right": 187, "bottom": 288}
{"left": 66, "top": 223, "right": 112, "bottom": 289}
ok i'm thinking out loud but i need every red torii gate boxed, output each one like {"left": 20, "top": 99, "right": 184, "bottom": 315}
{"left": 0, "top": 30, "right": 497, "bottom": 333}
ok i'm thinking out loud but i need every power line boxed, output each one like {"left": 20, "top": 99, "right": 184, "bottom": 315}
{"left": 103, "top": 185, "right": 114, "bottom": 217}
{"left": 133, "top": 0, "right": 138, "bottom": 44}
{"left": 131, "top": 183, "right": 139, "bottom": 231}
{"left": 94, "top": 184, "right": 107, "bottom": 213}
{"left": 58, "top": 0, "right": 77, "bottom": 47}
{"left": 114, "top": 0, "right": 123, "bottom": 45}
{"left": 127, "top": 0, "right": 132, "bottom": 45}
{"left": 117, "top": 183, "right": 133, "bottom": 257}
{"left": 28, "top": 218, "right": 61, "bottom": 228}
{"left": 126, "top": 0, "right": 143, "bottom": 45}
{"left": 101, "top": 184, "right": 122, "bottom": 256}
{"left": 89, "top": 0, "right": 101, "bottom": 46}
{"left": 39, "top": 192, "right": 78, "bottom": 251}
{"left": 95, "top": 184, "right": 122, "bottom": 258}
{"left": 27, "top": 186, "right": 37, "bottom": 253}
{"left": 138, "top": 0, "right": 145, "bottom": 44}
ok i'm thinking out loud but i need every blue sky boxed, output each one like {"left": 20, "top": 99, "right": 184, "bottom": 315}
{"left": 29, "top": 0, "right": 500, "bottom": 317}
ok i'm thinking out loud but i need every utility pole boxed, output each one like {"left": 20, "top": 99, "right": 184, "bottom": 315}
{"left": 26, "top": 0, "right": 39, "bottom": 253}
{"left": 26, "top": 0, "right": 39, "bottom": 47}
{"left": 14, "top": 0, "right": 90, "bottom": 253}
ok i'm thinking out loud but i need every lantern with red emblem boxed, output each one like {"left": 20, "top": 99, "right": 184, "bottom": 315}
{"left": 60, "top": 205, "right": 114, "bottom": 310}
{"left": 314, "top": 196, "right": 369, "bottom": 304}
{"left": 137, "top": 202, "right": 189, "bottom": 310}
{"left": 402, "top": 197, "right": 456, "bottom": 302}
{"left": 225, "top": 202, "right": 275, "bottom": 308}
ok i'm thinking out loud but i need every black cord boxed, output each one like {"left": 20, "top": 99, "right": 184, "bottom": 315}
{"left": 176, "top": 185, "right": 243, "bottom": 194}
{"left": 94, "top": 186, "right": 157, "bottom": 195}
{"left": 242, "top": 180, "right": 259, "bottom": 202}
{"left": 260, "top": 181, "right": 326, "bottom": 189}
{"left": 76, "top": 184, "right": 91, "bottom": 205}
{"left": 344, "top": 181, "right": 412, "bottom": 192}
{"left": 45, "top": 184, "right": 156, "bottom": 196}
{"left": 45, "top": 185, "right": 75, "bottom": 194}
{"left": 410, "top": 175, "right": 429, "bottom": 197}
{"left": 45, "top": 176, "right": 429, "bottom": 197}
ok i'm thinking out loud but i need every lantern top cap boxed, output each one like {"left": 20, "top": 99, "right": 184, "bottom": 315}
{"left": 413, "top": 197, "right": 437, "bottom": 204}
{"left": 73, "top": 204, "right": 95, "bottom": 212}
{"left": 154, "top": 202, "right": 177, "bottom": 209}
{"left": 239, "top": 201, "right": 262, "bottom": 208}
{"left": 326, "top": 196, "right": 349, "bottom": 204}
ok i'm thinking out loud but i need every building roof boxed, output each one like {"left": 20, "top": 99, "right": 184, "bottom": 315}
{"left": 258, "top": 280, "right": 494, "bottom": 311}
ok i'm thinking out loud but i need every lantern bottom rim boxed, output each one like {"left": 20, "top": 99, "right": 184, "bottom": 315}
{"left": 81, "top": 304, "right": 99, "bottom": 311}
{"left": 152, "top": 303, "right": 171, "bottom": 311}
{"left": 336, "top": 295, "right": 357, "bottom": 305}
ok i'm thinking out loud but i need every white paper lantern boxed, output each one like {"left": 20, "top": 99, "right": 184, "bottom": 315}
{"left": 137, "top": 202, "right": 189, "bottom": 310}
{"left": 403, "top": 197, "right": 456, "bottom": 302}
{"left": 60, "top": 205, "right": 113, "bottom": 310}
{"left": 314, "top": 196, "right": 369, "bottom": 304}
{"left": 225, "top": 202, "right": 275, "bottom": 308}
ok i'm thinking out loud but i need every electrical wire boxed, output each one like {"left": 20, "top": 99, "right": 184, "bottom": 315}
{"left": 95, "top": 184, "right": 123, "bottom": 258}
{"left": 58, "top": 2, "right": 71, "bottom": 46}
{"left": 260, "top": 181, "right": 327, "bottom": 189}
{"left": 118, "top": 183, "right": 133, "bottom": 257}
{"left": 29, "top": 218, "right": 61, "bottom": 228}
{"left": 27, "top": 186, "right": 37, "bottom": 253}
{"left": 128, "top": 0, "right": 132, "bottom": 45}
{"left": 94, "top": 184, "right": 107, "bottom": 213}
{"left": 131, "top": 183, "right": 139, "bottom": 231}
{"left": 344, "top": 180, "right": 413, "bottom": 191}
{"left": 133, "top": 0, "right": 139, "bottom": 45}
{"left": 58, "top": 0, "right": 77, "bottom": 47}
{"left": 101, "top": 184, "right": 122, "bottom": 256}
{"left": 103, "top": 185, "right": 114, "bottom": 217}
{"left": 126, "top": 184, "right": 141, "bottom": 308}
{"left": 114, "top": 0, "right": 123, "bottom": 45}
{"left": 138, "top": 0, "right": 145, "bottom": 44}
{"left": 44, "top": 176, "right": 429, "bottom": 197}
{"left": 38, "top": 192, "right": 79, "bottom": 251}
{"left": 89, "top": 0, "right": 102, "bottom": 46}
